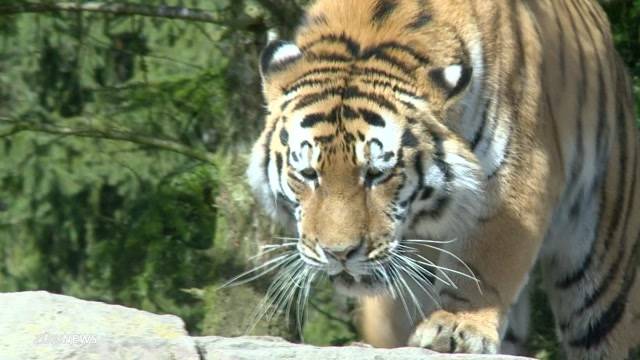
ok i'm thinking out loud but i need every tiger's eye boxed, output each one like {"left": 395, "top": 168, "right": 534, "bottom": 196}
{"left": 300, "top": 168, "right": 318, "bottom": 181}
{"left": 365, "top": 168, "right": 385, "bottom": 185}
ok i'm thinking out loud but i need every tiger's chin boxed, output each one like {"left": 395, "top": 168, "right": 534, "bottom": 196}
{"left": 330, "top": 272, "right": 389, "bottom": 297}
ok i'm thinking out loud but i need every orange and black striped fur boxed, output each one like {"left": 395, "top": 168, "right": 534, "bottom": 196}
{"left": 247, "top": 0, "right": 640, "bottom": 358}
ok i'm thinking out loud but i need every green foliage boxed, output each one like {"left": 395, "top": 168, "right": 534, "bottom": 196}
{"left": 529, "top": 271, "right": 562, "bottom": 360}
{"left": 0, "top": 0, "right": 638, "bottom": 353}
{"left": 603, "top": 0, "right": 640, "bottom": 119}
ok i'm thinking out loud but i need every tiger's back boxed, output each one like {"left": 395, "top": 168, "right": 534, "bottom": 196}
{"left": 248, "top": 0, "right": 640, "bottom": 358}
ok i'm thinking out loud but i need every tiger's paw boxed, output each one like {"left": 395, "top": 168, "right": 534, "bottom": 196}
{"left": 408, "top": 310, "right": 499, "bottom": 354}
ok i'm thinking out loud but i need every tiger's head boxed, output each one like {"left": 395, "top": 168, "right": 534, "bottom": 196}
{"left": 248, "top": 3, "right": 487, "bottom": 296}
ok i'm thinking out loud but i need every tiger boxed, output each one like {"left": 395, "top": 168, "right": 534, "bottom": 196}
{"left": 246, "top": 0, "right": 640, "bottom": 358}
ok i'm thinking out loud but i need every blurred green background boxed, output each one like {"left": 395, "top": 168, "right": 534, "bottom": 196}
{"left": 0, "top": 1, "right": 638, "bottom": 358}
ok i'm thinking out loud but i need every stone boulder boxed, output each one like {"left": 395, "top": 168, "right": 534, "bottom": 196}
{"left": 0, "top": 291, "right": 534, "bottom": 360}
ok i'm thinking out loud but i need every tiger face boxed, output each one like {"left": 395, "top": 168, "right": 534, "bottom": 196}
{"left": 248, "top": 34, "right": 486, "bottom": 296}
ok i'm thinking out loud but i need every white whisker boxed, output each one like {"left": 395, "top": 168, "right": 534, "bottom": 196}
{"left": 219, "top": 252, "right": 297, "bottom": 289}
{"left": 296, "top": 270, "right": 317, "bottom": 339}
{"left": 245, "top": 258, "right": 303, "bottom": 333}
{"left": 407, "top": 243, "right": 482, "bottom": 294}
{"left": 373, "top": 260, "right": 397, "bottom": 298}
{"left": 403, "top": 238, "right": 459, "bottom": 245}
{"left": 273, "top": 236, "right": 300, "bottom": 241}
{"left": 389, "top": 257, "right": 425, "bottom": 321}
{"left": 394, "top": 245, "right": 457, "bottom": 288}
{"left": 392, "top": 254, "right": 441, "bottom": 308}
{"left": 248, "top": 243, "right": 296, "bottom": 261}
{"left": 394, "top": 251, "right": 453, "bottom": 288}
{"left": 268, "top": 261, "right": 306, "bottom": 323}
{"left": 386, "top": 262, "right": 413, "bottom": 322}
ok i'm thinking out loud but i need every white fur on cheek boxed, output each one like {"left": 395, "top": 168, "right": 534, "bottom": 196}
{"left": 290, "top": 114, "right": 314, "bottom": 171}
{"left": 247, "top": 142, "right": 277, "bottom": 216}
{"left": 365, "top": 112, "right": 401, "bottom": 170}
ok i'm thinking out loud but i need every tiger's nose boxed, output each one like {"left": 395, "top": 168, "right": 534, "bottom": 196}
{"left": 321, "top": 241, "right": 364, "bottom": 262}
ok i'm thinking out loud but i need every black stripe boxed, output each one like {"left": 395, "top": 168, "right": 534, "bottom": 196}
{"left": 565, "top": 154, "right": 637, "bottom": 325}
{"left": 582, "top": 1, "right": 608, "bottom": 39}
{"left": 478, "top": 96, "right": 500, "bottom": 158}
{"left": 399, "top": 100, "right": 416, "bottom": 110}
{"left": 342, "top": 105, "right": 359, "bottom": 119}
{"left": 563, "top": 0, "right": 586, "bottom": 190}
{"left": 407, "top": 11, "right": 431, "bottom": 30}
{"left": 470, "top": 99, "right": 491, "bottom": 150}
{"left": 430, "top": 130, "right": 453, "bottom": 182}
{"left": 376, "top": 171, "right": 399, "bottom": 186}
{"left": 602, "top": 65, "right": 631, "bottom": 250}
{"left": 287, "top": 170, "right": 305, "bottom": 187}
{"left": 592, "top": 37, "right": 610, "bottom": 179}
{"left": 407, "top": 151, "right": 425, "bottom": 204}
{"left": 293, "top": 87, "right": 342, "bottom": 111}
{"left": 301, "top": 113, "right": 326, "bottom": 128}
{"left": 343, "top": 86, "right": 398, "bottom": 112}
{"left": 413, "top": 196, "right": 450, "bottom": 220}
{"left": 567, "top": 0, "right": 610, "bottom": 159}
{"left": 314, "top": 134, "right": 335, "bottom": 143}
{"left": 280, "top": 99, "right": 295, "bottom": 112}
{"left": 372, "top": 0, "right": 398, "bottom": 23}
{"left": 359, "top": 79, "right": 418, "bottom": 96}
{"left": 283, "top": 78, "right": 336, "bottom": 95}
{"left": 557, "top": 70, "right": 629, "bottom": 289}
{"left": 401, "top": 129, "right": 419, "bottom": 148}
{"left": 486, "top": 123, "right": 512, "bottom": 179}
{"left": 276, "top": 193, "right": 296, "bottom": 213}
{"left": 569, "top": 232, "right": 640, "bottom": 348}
{"left": 307, "top": 52, "right": 352, "bottom": 63}
{"left": 360, "top": 46, "right": 414, "bottom": 73}
{"left": 353, "top": 66, "right": 413, "bottom": 85}
{"left": 383, "top": 210, "right": 395, "bottom": 222}
{"left": 279, "top": 128, "right": 289, "bottom": 145}
{"left": 366, "top": 42, "right": 430, "bottom": 66}
{"left": 474, "top": 3, "right": 502, "bottom": 158}
{"left": 284, "top": 66, "right": 349, "bottom": 91}
{"left": 569, "top": 0, "right": 610, "bottom": 193}
{"left": 383, "top": 151, "right": 394, "bottom": 161}
{"left": 301, "top": 33, "right": 361, "bottom": 57}
{"left": 551, "top": 1, "right": 567, "bottom": 85}
{"left": 359, "top": 108, "right": 385, "bottom": 127}
{"left": 420, "top": 186, "right": 434, "bottom": 200}
{"left": 275, "top": 152, "right": 285, "bottom": 194}
{"left": 491, "top": 1, "right": 524, "bottom": 180}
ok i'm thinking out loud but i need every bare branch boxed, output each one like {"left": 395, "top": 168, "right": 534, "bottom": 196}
{"left": 0, "top": 121, "right": 215, "bottom": 165}
{"left": 0, "top": 2, "right": 263, "bottom": 29}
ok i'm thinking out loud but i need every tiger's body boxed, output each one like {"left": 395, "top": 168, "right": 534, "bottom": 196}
{"left": 247, "top": 0, "right": 640, "bottom": 358}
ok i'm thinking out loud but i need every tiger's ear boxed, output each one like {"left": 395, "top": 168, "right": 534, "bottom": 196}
{"left": 260, "top": 40, "right": 303, "bottom": 79}
{"left": 429, "top": 64, "right": 473, "bottom": 100}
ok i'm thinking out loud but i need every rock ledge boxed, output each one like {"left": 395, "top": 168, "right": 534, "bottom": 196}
{"left": 0, "top": 291, "right": 533, "bottom": 360}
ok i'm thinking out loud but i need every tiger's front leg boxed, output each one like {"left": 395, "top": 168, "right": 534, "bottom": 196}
{"left": 408, "top": 178, "right": 554, "bottom": 354}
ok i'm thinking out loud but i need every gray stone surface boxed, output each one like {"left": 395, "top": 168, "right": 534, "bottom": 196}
{"left": 195, "top": 336, "right": 534, "bottom": 360}
{"left": 0, "top": 291, "right": 534, "bottom": 360}
{"left": 0, "top": 291, "right": 199, "bottom": 360}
